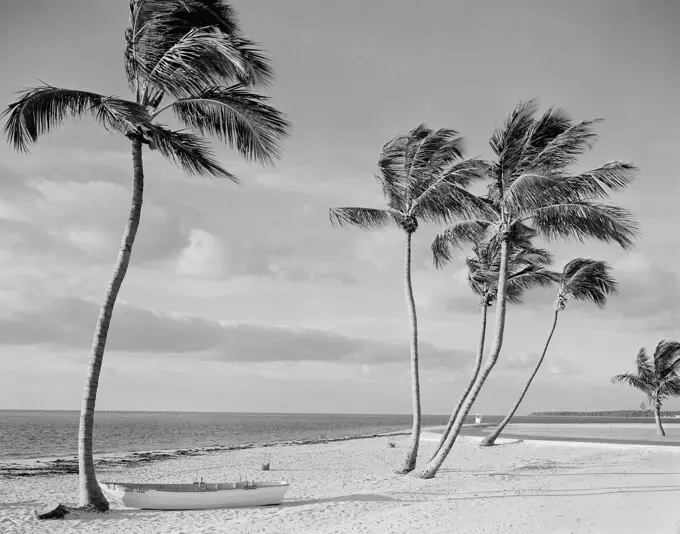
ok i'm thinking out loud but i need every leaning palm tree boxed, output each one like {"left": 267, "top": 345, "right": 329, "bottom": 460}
{"left": 419, "top": 99, "right": 638, "bottom": 479}
{"left": 612, "top": 340, "right": 680, "bottom": 436}
{"left": 431, "top": 234, "right": 557, "bottom": 459}
{"left": 3, "top": 0, "right": 289, "bottom": 510}
{"left": 480, "top": 258, "right": 617, "bottom": 447}
{"left": 329, "top": 125, "right": 491, "bottom": 473}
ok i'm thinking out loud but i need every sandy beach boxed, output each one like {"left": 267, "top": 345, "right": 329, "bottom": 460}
{"left": 2, "top": 430, "right": 680, "bottom": 534}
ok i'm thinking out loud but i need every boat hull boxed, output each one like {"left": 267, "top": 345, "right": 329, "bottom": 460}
{"left": 100, "top": 481, "right": 289, "bottom": 510}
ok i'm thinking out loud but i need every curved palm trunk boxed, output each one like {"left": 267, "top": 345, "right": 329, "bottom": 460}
{"left": 418, "top": 238, "right": 510, "bottom": 479}
{"left": 395, "top": 230, "right": 421, "bottom": 474}
{"left": 430, "top": 302, "right": 488, "bottom": 460}
{"left": 654, "top": 397, "right": 665, "bottom": 436}
{"left": 480, "top": 308, "right": 560, "bottom": 447}
{"left": 78, "top": 137, "right": 145, "bottom": 509}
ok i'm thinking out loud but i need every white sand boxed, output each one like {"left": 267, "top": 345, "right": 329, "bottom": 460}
{"left": 2, "top": 433, "right": 680, "bottom": 534}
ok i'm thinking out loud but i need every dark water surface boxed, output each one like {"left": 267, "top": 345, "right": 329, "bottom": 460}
{"left": 1, "top": 410, "right": 675, "bottom": 461}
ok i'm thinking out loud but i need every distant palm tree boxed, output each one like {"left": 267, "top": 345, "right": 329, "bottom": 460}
{"left": 612, "top": 340, "right": 680, "bottom": 436}
{"left": 430, "top": 233, "right": 557, "bottom": 459}
{"left": 419, "top": 100, "right": 638, "bottom": 479}
{"left": 3, "top": 0, "right": 289, "bottom": 510}
{"left": 480, "top": 258, "right": 617, "bottom": 447}
{"left": 329, "top": 125, "right": 491, "bottom": 473}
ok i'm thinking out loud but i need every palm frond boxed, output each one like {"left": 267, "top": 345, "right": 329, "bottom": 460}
{"left": 529, "top": 202, "right": 639, "bottom": 250}
{"left": 375, "top": 126, "right": 487, "bottom": 222}
{"left": 405, "top": 127, "right": 464, "bottom": 198}
{"left": 514, "top": 106, "right": 574, "bottom": 172}
{"left": 489, "top": 98, "right": 540, "bottom": 176}
{"left": 140, "top": 26, "right": 250, "bottom": 99}
{"left": 412, "top": 159, "right": 492, "bottom": 212}
{"left": 328, "top": 207, "right": 398, "bottom": 231}
{"left": 633, "top": 347, "right": 655, "bottom": 382}
{"left": 560, "top": 258, "right": 618, "bottom": 308}
{"left": 610, "top": 372, "right": 654, "bottom": 394}
{"left": 168, "top": 84, "right": 290, "bottom": 165}
{"left": 377, "top": 130, "right": 415, "bottom": 208}
{"left": 512, "top": 246, "right": 554, "bottom": 267}
{"left": 414, "top": 172, "right": 497, "bottom": 225}
{"left": 3, "top": 86, "right": 148, "bottom": 151}
{"left": 469, "top": 240, "right": 558, "bottom": 305}
{"left": 126, "top": 0, "right": 272, "bottom": 93}
{"left": 501, "top": 267, "right": 558, "bottom": 305}
{"left": 431, "top": 220, "right": 493, "bottom": 267}
{"left": 660, "top": 377, "right": 680, "bottom": 398}
{"left": 653, "top": 340, "right": 680, "bottom": 376}
{"left": 145, "top": 123, "right": 236, "bottom": 180}
{"left": 504, "top": 162, "right": 638, "bottom": 212}
{"left": 523, "top": 118, "right": 603, "bottom": 173}
{"left": 229, "top": 35, "right": 275, "bottom": 88}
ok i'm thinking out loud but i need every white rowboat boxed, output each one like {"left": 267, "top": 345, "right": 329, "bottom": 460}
{"left": 100, "top": 480, "right": 290, "bottom": 510}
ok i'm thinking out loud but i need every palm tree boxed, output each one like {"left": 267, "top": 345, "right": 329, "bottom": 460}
{"left": 431, "top": 234, "right": 557, "bottom": 459}
{"left": 3, "top": 0, "right": 290, "bottom": 510}
{"left": 329, "top": 125, "right": 491, "bottom": 473}
{"left": 418, "top": 99, "right": 638, "bottom": 479}
{"left": 612, "top": 340, "right": 680, "bottom": 436}
{"left": 480, "top": 258, "right": 617, "bottom": 447}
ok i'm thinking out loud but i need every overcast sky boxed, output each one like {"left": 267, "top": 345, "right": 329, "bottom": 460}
{"left": 0, "top": 0, "right": 678, "bottom": 414}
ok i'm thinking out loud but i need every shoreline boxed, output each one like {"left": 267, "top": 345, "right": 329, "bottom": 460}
{"left": 0, "top": 428, "right": 418, "bottom": 478}
{"left": 6, "top": 421, "right": 680, "bottom": 479}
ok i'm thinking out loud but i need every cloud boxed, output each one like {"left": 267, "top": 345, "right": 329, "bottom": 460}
{"left": 176, "top": 229, "right": 225, "bottom": 278}
{"left": 496, "top": 352, "right": 583, "bottom": 376}
{"left": 0, "top": 166, "right": 191, "bottom": 267}
{"left": 612, "top": 254, "right": 680, "bottom": 332}
{"left": 0, "top": 297, "right": 472, "bottom": 366}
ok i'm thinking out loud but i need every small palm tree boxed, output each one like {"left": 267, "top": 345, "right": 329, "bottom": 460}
{"left": 329, "top": 125, "right": 491, "bottom": 474}
{"left": 430, "top": 233, "right": 557, "bottom": 459}
{"left": 419, "top": 100, "right": 638, "bottom": 479}
{"left": 480, "top": 258, "right": 617, "bottom": 447}
{"left": 612, "top": 340, "right": 680, "bottom": 436}
{"left": 3, "top": 0, "right": 289, "bottom": 510}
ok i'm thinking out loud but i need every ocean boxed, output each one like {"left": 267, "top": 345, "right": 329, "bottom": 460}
{"left": 0, "top": 410, "right": 673, "bottom": 461}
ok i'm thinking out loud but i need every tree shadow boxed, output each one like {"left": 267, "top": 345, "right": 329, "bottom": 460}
{"left": 0, "top": 501, "right": 40, "bottom": 509}
{"left": 441, "top": 484, "right": 680, "bottom": 500}
{"left": 489, "top": 471, "right": 680, "bottom": 477}
{"left": 282, "top": 493, "right": 403, "bottom": 507}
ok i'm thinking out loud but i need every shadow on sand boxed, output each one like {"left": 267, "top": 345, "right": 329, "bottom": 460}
{"left": 282, "top": 493, "right": 403, "bottom": 507}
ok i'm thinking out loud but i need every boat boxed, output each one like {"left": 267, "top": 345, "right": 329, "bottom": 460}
{"left": 100, "top": 479, "right": 290, "bottom": 510}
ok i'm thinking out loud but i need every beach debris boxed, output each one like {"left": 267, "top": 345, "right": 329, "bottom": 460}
{"left": 34, "top": 502, "right": 69, "bottom": 520}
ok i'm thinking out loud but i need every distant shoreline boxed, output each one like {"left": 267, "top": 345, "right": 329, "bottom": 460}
{"left": 531, "top": 411, "right": 680, "bottom": 417}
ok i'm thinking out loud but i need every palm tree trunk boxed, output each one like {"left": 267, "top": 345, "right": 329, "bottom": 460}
{"left": 430, "top": 301, "right": 488, "bottom": 460}
{"left": 78, "top": 137, "right": 145, "bottom": 509}
{"left": 480, "top": 308, "right": 560, "bottom": 447}
{"left": 395, "top": 230, "right": 421, "bottom": 474}
{"left": 654, "top": 398, "right": 665, "bottom": 436}
{"left": 418, "top": 237, "right": 510, "bottom": 479}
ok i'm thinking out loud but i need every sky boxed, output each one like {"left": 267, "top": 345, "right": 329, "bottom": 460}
{"left": 0, "top": 0, "right": 678, "bottom": 415}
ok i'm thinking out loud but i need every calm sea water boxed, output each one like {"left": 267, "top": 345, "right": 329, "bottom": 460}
{"left": 0, "top": 411, "right": 672, "bottom": 461}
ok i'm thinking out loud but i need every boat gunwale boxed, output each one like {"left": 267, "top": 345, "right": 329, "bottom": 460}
{"left": 101, "top": 481, "right": 290, "bottom": 493}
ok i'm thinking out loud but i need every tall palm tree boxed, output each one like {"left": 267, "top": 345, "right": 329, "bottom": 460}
{"left": 480, "top": 258, "right": 617, "bottom": 447}
{"left": 3, "top": 0, "right": 289, "bottom": 510}
{"left": 612, "top": 340, "right": 680, "bottom": 436}
{"left": 329, "top": 125, "right": 491, "bottom": 474}
{"left": 418, "top": 100, "right": 638, "bottom": 479}
{"left": 431, "top": 235, "right": 557, "bottom": 459}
